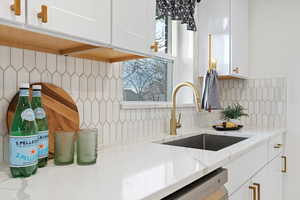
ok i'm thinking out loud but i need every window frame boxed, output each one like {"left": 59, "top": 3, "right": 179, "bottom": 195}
{"left": 122, "top": 57, "right": 174, "bottom": 103}
{"left": 120, "top": 17, "right": 197, "bottom": 109}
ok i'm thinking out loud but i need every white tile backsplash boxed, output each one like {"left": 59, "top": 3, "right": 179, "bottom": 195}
{"left": 217, "top": 77, "right": 287, "bottom": 129}
{"left": 0, "top": 44, "right": 288, "bottom": 162}
{"left": 0, "top": 45, "right": 209, "bottom": 162}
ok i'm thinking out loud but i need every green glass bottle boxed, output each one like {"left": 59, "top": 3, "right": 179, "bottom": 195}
{"left": 31, "top": 85, "right": 49, "bottom": 168}
{"left": 9, "top": 83, "right": 38, "bottom": 178}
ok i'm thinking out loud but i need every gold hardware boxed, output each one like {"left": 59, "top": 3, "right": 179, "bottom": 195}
{"left": 10, "top": 0, "right": 21, "bottom": 16}
{"left": 274, "top": 144, "right": 283, "bottom": 149}
{"left": 282, "top": 156, "right": 287, "bottom": 173}
{"left": 233, "top": 67, "right": 240, "bottom": 74}
{"left": 208, "top": 34, "right": 217, "bottom": 72}
{"left": 37, "top": 5, "right": 48, "bottom": 23}
{"left": 249, "top": 185, "right": 257, "bottom": 200}
{"left": 253, "top": 183, "right": 261, "bottom": 200}
{"left": 150, "top": 41, "right": 159, "bottom": 52}
{"left": 209, "top": 34, "right": 212, "bottom": 70}
{"left": 170, "top": 82, "right": 202, "bottom": 136}
{"left": 176, "top": 113, "right": 182, "bottom": 128}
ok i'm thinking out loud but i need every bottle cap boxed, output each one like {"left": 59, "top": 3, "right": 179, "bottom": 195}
{"left": 19, "top": 83, "right": 30, "bottom": 89}
{"left": 32, "top": 85, "right": 42, "bottom": 90}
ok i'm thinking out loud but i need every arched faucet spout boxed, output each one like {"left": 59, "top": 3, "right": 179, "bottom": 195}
{"left": 170, "top": 82, "right": 202, "bottom": 136}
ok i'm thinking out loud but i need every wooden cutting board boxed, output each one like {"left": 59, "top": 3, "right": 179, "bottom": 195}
{"left": 6, "top": 83, "right": 80, "bottom": 158}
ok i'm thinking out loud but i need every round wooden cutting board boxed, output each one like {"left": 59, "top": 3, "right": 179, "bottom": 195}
{"left": 6, "top": 83, "right": 80, "bottom": 158}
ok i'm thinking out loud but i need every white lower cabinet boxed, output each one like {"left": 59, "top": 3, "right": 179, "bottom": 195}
{"left": 227, "top": 133, "right": 285, "bottom": 200}
{"left": 228, "top": 153, "right": 284, "bottom": 200}
{"left": 264, "top": 156, "right": 283, "bottom": 200}
{"left": 229, "top": 180, "right": 252, "bottom": 200}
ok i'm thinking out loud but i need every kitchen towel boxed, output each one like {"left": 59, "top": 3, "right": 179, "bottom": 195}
{"left": 201, "top": 69, "right": 222, "bottom": 110}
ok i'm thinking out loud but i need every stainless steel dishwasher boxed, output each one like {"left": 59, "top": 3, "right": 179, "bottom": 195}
{"left": 162, "top": 168, "right": 228, "bottom": 200}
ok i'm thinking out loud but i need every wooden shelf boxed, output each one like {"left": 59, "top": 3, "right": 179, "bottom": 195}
{"left": 198, "top": 75, "right": 247, "bottom": 80}
{"left": 0, "top": 24, "right": 145, "bottom": 63}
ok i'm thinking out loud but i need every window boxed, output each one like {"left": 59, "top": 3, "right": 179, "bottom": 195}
{"left": 123, "top": 58, "right": 173, "bottom": 102}
{"left": 155, "top": 16, "right": 169, "bottom": 54}
{"left": 122, "top": 17, "right": 174, "bottom": 102}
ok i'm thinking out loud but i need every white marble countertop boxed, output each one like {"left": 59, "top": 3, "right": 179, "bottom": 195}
{"left": 0, "top": 128, "right": 286, "bottom": 200}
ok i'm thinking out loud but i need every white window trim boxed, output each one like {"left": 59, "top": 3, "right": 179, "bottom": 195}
{"left": 120, "top": 101, "right": 195, "bottom": 110}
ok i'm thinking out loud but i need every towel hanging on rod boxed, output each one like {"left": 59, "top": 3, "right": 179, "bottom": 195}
{"left": 201, "top": 34, "right": 222, "bottom": 110}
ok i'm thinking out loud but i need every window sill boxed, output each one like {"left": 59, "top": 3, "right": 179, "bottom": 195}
{"left": 120, "top": 102, "right": 195, "bottom": 110}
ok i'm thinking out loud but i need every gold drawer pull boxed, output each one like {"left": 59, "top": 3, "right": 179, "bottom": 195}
{"left": 10, "top": 0, "right": 21, "bottom": 16}
{"left": 37, "top": 5, "right": 48, "bottom": 23}
{"left": 282, "top": 156, "right": 287, "bottom": 173}
{"left": 253, "top": 183, "right": 261, "bottom": 200}
{"left": 150, "top": 41, "right": 159, "bottom": 52}
{"left": 249, "top": 185, "right": 257, "bottom": 200}
{"left": 274, "top": 144, "right": 283, "bottom": 149}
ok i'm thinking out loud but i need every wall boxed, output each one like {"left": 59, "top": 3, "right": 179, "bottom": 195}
{"left": 248, "top": 0, "right": 300, "bottom": 199}
{"left": 0, "top": 45, "right": 214, "bottom": 163}
{"left": 218, "top": 78, "right": 287, "bottom": 129}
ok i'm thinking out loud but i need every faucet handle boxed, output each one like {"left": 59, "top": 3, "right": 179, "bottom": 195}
{"left": 176, "top": 113, "right": 182, "bottom": 128}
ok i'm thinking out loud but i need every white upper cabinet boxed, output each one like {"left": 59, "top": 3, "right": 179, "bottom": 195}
{"left": 198, "top": 0, "right": 249, "bottom": 78}
{"left": 112, "top": 0, "right": 156, "bottom": 55}
{"left": 231, "top": 0, "right": 249, "bottom": 77}
{"left": 0, "top": 0, "right": 26, "bottom": 24}
{"left": 27, "top": 0, "right": 111, "bottom": 44}
{"left": 198, "top": 0, "right": 230, "bottom": 76}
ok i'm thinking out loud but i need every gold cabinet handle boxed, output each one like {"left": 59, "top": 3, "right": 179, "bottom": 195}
{"left": 150, "top": 41, "right": 159, "bottom": 52}
{"left": 253, "top": 183, "right": 261, "bottom": 200}
{"left": 249, "top": 185, "right": 257, "bottom": 200}
{"left": 274, "top": 144, "right": 283, "bottom": 149}
{"left": 282, "top": 156, "right": 287, "bottom": 173}
{"left": 233, "top": 67, "right": 240, "bottom": 74}
{"left": 10, "top": 0, "right": 21, "bottom": 16}
{"left": 37, "top": 5, "right": 48, "bottom": 23}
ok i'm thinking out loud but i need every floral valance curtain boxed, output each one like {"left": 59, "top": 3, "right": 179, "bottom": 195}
{"left": 156, "top": 0, "right": 201, "bottom": 31}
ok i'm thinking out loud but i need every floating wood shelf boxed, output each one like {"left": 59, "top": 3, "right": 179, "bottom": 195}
{"left": 198, "top": 75, "right": 246, "bottom": 80}
{"left": 0, "top": 24, "right": 145, "bottom": 63}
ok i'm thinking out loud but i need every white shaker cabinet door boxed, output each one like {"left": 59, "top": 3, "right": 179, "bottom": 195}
{"left": 266, "top": 156, "right": 283, "bottom": 200}
{"left": 0, "top": 0, "right": 25, "bottom": 24}
{"left": 27, "top": 0, "right": 111, "bottom": 44}
{"left": 112, "top": 0, "right": 156, "bottom": 55}
{"left": 231, "top": 0, "right": 249, "bottom": 77}
{"left": 198, "top": 0, "right": 231, "bottom": 76}
{"left": 229, "top": 180, "right": 252, "bottom": 200}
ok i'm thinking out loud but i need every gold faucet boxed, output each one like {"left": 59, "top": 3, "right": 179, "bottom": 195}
{"left": 170, "top": 82, "right": 202, "bottom": 136}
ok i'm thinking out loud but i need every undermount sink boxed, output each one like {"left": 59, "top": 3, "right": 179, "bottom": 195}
{"left": 162, "top": 134, "right": 247, "bottom": 151}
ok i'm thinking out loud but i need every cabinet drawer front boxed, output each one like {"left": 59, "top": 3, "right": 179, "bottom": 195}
{"left": 225, "top": 142, "right": 268, "bottom": 195}
{"left": 269, "top": 134, "right": 283, "bottom": 160}
{"left": 0, "top": 0, "right": 26, "bottom": 24}
{"left": 27, "top": 0, "right": 111, "bottom": 44}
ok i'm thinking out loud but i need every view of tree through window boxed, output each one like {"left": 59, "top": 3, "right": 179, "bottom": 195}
{"left": 155, "top": 16, "right": 169, "bottom": 53}
{"left": 123, "top": 17, "right": 173, "bottom": 102}
{"left": 123, "top": 58, "right": 172, "bottom": 101}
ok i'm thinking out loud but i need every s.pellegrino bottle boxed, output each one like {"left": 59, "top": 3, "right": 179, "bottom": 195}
{"left": 31, "top": 85, "right": 48, "bottom": 168}
{"left": 9, "top": 83, "right": 38, "bottom": 178}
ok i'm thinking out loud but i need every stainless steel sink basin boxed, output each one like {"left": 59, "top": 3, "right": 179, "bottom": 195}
{"left": 162, "top": 134, "right": 247, "bottom": 151}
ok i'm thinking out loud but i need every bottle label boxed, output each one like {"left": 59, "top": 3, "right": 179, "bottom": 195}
{"left": 32, "top": 90, "right": 41, "bottom": 97}
{"left": 9, "top": 135, "right": 39, "bottom": 167}
{"left": 38, "top": 131, "right": 48, "bottom": 159}
{"left": 20, "top": 89, "right": 29, "bottom": 96}
{"left": 34, "top": 107, "right": 46, "bottom": 119}
{"left": 21, "top": 108, "right": 35, "bottom": 121}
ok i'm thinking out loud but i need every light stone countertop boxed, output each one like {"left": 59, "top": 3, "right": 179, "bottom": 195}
{"left": 0, "top": 128, "right": 286, "bottom": 200}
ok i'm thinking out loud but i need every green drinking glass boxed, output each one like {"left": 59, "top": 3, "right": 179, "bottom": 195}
{"left": 77, "top": 129, "right": 98, "bottom": 165}
{"left": 54, "top": 131, "right": 75, "bottom": 165}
